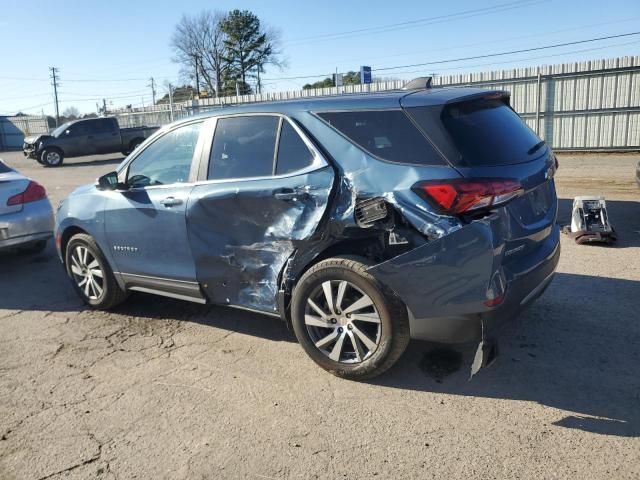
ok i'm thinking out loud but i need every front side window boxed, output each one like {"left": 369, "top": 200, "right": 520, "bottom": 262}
{"left": 208, "top": 116, "right": 279, "bottom": 180}
{"left": 317, "top": 110, "right": 445, "bottom": 166}
{"left": 127, "top": 122, "right": 202, "bottom": 188}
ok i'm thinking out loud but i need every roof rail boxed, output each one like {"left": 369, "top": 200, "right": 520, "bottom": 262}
{"left": 401, "top": 76, "right": 433, "bottom": 91}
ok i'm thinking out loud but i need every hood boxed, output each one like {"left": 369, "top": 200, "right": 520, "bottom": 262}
{"left": 24, "top": 134, "right": 51, "bottom": 145}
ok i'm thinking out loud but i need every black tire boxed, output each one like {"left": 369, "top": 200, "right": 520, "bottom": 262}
{"left": 124, "top": 138, "right": 143, "bottom": 156}
{"left": 65, "top": 233, "right": 128, "bottom": 309}
{"left": 40, "top": 147, "right": 64, "bottom": 167}
{"left": 18, "top": 239, "right": 47, "bottom": 254}
{"left": 291, "top": 256, "right": 410, "bottom": 380}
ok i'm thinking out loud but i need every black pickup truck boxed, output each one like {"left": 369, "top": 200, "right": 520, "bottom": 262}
{"left": 23, "top": 117, "right": 158, "bottom": 167}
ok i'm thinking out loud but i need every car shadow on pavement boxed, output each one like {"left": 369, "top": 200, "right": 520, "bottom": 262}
{"left": 0, "top": 242, "right": 294, "bottom": 343}
{"left": 374, "top": 272, "right": 640, "bottom": 438}
{"left": 557, "top": 197, "right": 640, "bottom": 248}
{"left": 2, "top": 243, "right": 638, "bottom": 437}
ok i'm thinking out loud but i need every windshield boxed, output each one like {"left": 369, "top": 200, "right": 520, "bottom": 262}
{"left": 51, "top": 122, "right": 72, "bottom": 137}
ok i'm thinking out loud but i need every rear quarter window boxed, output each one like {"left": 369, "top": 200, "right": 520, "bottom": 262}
{"left": 317, "top": 110, "right": 445, "bottom": 166}
{"left": 406, "top": 99, "right": 542, "bottom": 166}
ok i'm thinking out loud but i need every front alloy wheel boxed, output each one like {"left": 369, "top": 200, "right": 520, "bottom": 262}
{"left": 65, "top": 233, "right": 128, "bottom": 309}
{"left": 69, "top": 245, "right": 104, "bottom": 300}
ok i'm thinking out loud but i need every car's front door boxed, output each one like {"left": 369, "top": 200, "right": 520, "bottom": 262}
{"left": 104, "top": 120, "right": 205, "bottom": 291}
{"left": 62, "top": 122, "right": 92, "bottom": 156}
{"left": 187, "top": 114, "right": 335, "bottom": 313}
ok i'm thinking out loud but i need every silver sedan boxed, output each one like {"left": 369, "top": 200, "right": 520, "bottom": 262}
{"left": 0, "top": 159, "right": 54, "bottom": 253}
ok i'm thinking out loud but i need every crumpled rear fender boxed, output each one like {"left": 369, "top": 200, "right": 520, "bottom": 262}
{"left": 367, "top": 219, "right": 502, "bottom": 319}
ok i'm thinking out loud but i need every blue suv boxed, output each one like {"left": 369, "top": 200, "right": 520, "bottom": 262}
{"left": 55, "top": 85, "right": 560, "bottom": 379}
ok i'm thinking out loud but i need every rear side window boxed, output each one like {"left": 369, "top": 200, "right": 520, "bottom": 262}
{"left": 208, "top": 116, "right": 279, "bottom": 180}
{"left": 317, "top": 110, "right": 445, "bottom": 166}
{"left": 276, "top": 121, "right": 314, "bottom": 175}
{"left": 407, "top": 99, "right": 542, "bottom": 166}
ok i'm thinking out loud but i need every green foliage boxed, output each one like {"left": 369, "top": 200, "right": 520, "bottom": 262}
{"left": 302, "top": 70, "right": 361, "bottom": 90}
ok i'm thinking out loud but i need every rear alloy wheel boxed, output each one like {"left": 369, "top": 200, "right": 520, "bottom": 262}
{"left": 291, "top": 257, "right": 410, "bottom": 380}
{"left": 41, "top": 148, "right": 64, "bottom": 167}
{"left": 305, "top": 281, "right": 382, "bottom": 363}
{"left": 65, "top": 233, "right": 128, "bottom": 309}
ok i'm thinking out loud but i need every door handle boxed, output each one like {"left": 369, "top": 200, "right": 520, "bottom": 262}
{"left": 160, "top": 196, "right": 183, "bottom": 207}
{"left": 273, "top": 188, "right": 304, "bottom": 201}
{"left": 87, "top": 135, "right": 94, "bottom": 140}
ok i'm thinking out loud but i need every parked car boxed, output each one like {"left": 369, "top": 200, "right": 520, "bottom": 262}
{"left": 0, "top": 159, "right": 54, "bottom": 253}
{"left": 55, "top": 85, "right": 560, "bottom": 379}
{"left": 23, "top": 117, "right": 158, "bottom": 167}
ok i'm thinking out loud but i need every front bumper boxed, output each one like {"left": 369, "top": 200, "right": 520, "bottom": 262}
{"left": 0, "top": 199, "right": 54, "bottom": 250}
{"left": 23, "top": 144, "right": 39, "bottom": 159}
{"left": 368, "top": 221, "right": 561, "bottom": 344}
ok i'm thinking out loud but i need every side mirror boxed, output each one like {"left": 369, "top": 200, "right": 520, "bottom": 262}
{"left": 97, "top": 171, "right": 121, "bottom": 191}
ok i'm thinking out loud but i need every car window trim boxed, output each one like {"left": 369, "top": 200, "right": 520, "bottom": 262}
{"left": 117, "top": 118, "right": 206, "bottom": 190}
{"left": 195, "top": 113, "right": 328, "bottom": 185}
{"left": 311, "top": 108, "right": 450, "bottom": 168}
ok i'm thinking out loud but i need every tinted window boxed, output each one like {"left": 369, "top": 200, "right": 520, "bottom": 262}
{"left": 208, "top": 116, "right": 279, "bottom": 180}
{"left": 0, "top": 161, "right": 12, "bottom": 174}
{"left": 276, "top": 121, "right": 314, "bottom": 175}
{"left": 86, "top": 119, "right": 115, "bottom": 134}
{"left": 407, "top": 99, "right": 542, "bottom": 166}
{"left": 317, "top": 110, "right": 445, "bottom": 165}
{"left": 127, "top": 122, "right": 201, "bottom": 188}
{"left": 69, "top": 122, "right": 89, "bottom": 136}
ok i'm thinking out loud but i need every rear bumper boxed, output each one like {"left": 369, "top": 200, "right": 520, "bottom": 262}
{"left": 0, "top": 200, "right": 54, "bottom": 250}
{"left": 368, "top": 221, "right": 560, "bottom": 344}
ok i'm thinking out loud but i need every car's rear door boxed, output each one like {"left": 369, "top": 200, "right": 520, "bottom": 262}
{"left": 89, "top": 118, "right": 120, "bottom": 154}
{"left": 187, "top": 114, "right": 334, "bottom": 313}
{"left": 104, "top": 120, "right": 205, "bottom": 295}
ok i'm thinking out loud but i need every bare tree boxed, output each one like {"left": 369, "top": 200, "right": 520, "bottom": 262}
{"left": 171, "top": 11, "right": 228, "bottom": 97}
{"left": 62, "top": 106, "right": 80, "bottom": 119}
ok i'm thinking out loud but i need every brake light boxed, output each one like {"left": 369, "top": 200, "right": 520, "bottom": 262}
{"left": 413, "top": 179, "right": 523, "bottom": 215}
{"left": 6, "top": 181, "right": 47, "bottom": 206}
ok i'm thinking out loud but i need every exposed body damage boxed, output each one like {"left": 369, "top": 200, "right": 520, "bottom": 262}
{"left": 186, "top": 167, "right": 334, "bottom": 312}
{"left": 56, "top": 86, "right": 560, "bottom": 379}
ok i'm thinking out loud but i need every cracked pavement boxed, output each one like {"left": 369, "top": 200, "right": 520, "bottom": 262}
{"left": 1, "top": 151, "right": 639, "bottom": 479}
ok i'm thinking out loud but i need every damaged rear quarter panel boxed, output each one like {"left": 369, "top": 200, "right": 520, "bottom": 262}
{"left": 366, "top": 220, "right": 501, "bottom": 318}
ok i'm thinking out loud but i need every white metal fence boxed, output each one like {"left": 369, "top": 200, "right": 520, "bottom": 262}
{"left": 0, "top": 115, "right": 49, "bottom": 150}
{"left": 108, "top": 55, "right": 640, "bottom": 151}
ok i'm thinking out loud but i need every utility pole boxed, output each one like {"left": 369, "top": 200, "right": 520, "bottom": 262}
{"left": 168, "top": 83, "right": 174, "bottom": 122}
{"left": 49, "top": 67, "right": 60, "bottom": 127}
{"left": 102, "top": 98, "right": 107, "bottom": 116}
{"left": 256, "top": 67, "right": 261, "bottom": 95}
{"left": 148, "top": 77, "right": 157, "bottom": 105}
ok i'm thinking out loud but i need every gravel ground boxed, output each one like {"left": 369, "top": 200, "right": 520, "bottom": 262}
{"left": 0, "top": 151, "right": 638, "bottom": 479}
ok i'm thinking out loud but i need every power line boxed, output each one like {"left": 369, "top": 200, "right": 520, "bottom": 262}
{"left": 284, "top": 0, "right": 543, "bottom": 45}
{"left": 372, "top": 31, "right": 640, "bottom": 72}
{"left": 262, "top": 30, "right": 640, "bottom": 81}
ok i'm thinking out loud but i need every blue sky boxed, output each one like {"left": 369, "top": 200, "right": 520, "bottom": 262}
{"left": 0, "top": 0, "right": 639, "bottom": 116}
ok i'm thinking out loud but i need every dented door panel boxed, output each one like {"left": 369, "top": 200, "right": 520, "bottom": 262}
{"left": 186, "top": 166, "right": 334, "bottom": 313}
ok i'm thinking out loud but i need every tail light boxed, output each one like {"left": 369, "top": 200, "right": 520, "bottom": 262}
{"left": 7, "top": 181, "right": 47, "bottom": 206}
{"left": 412, "top": 178, "right": 523, "bottom": 215}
